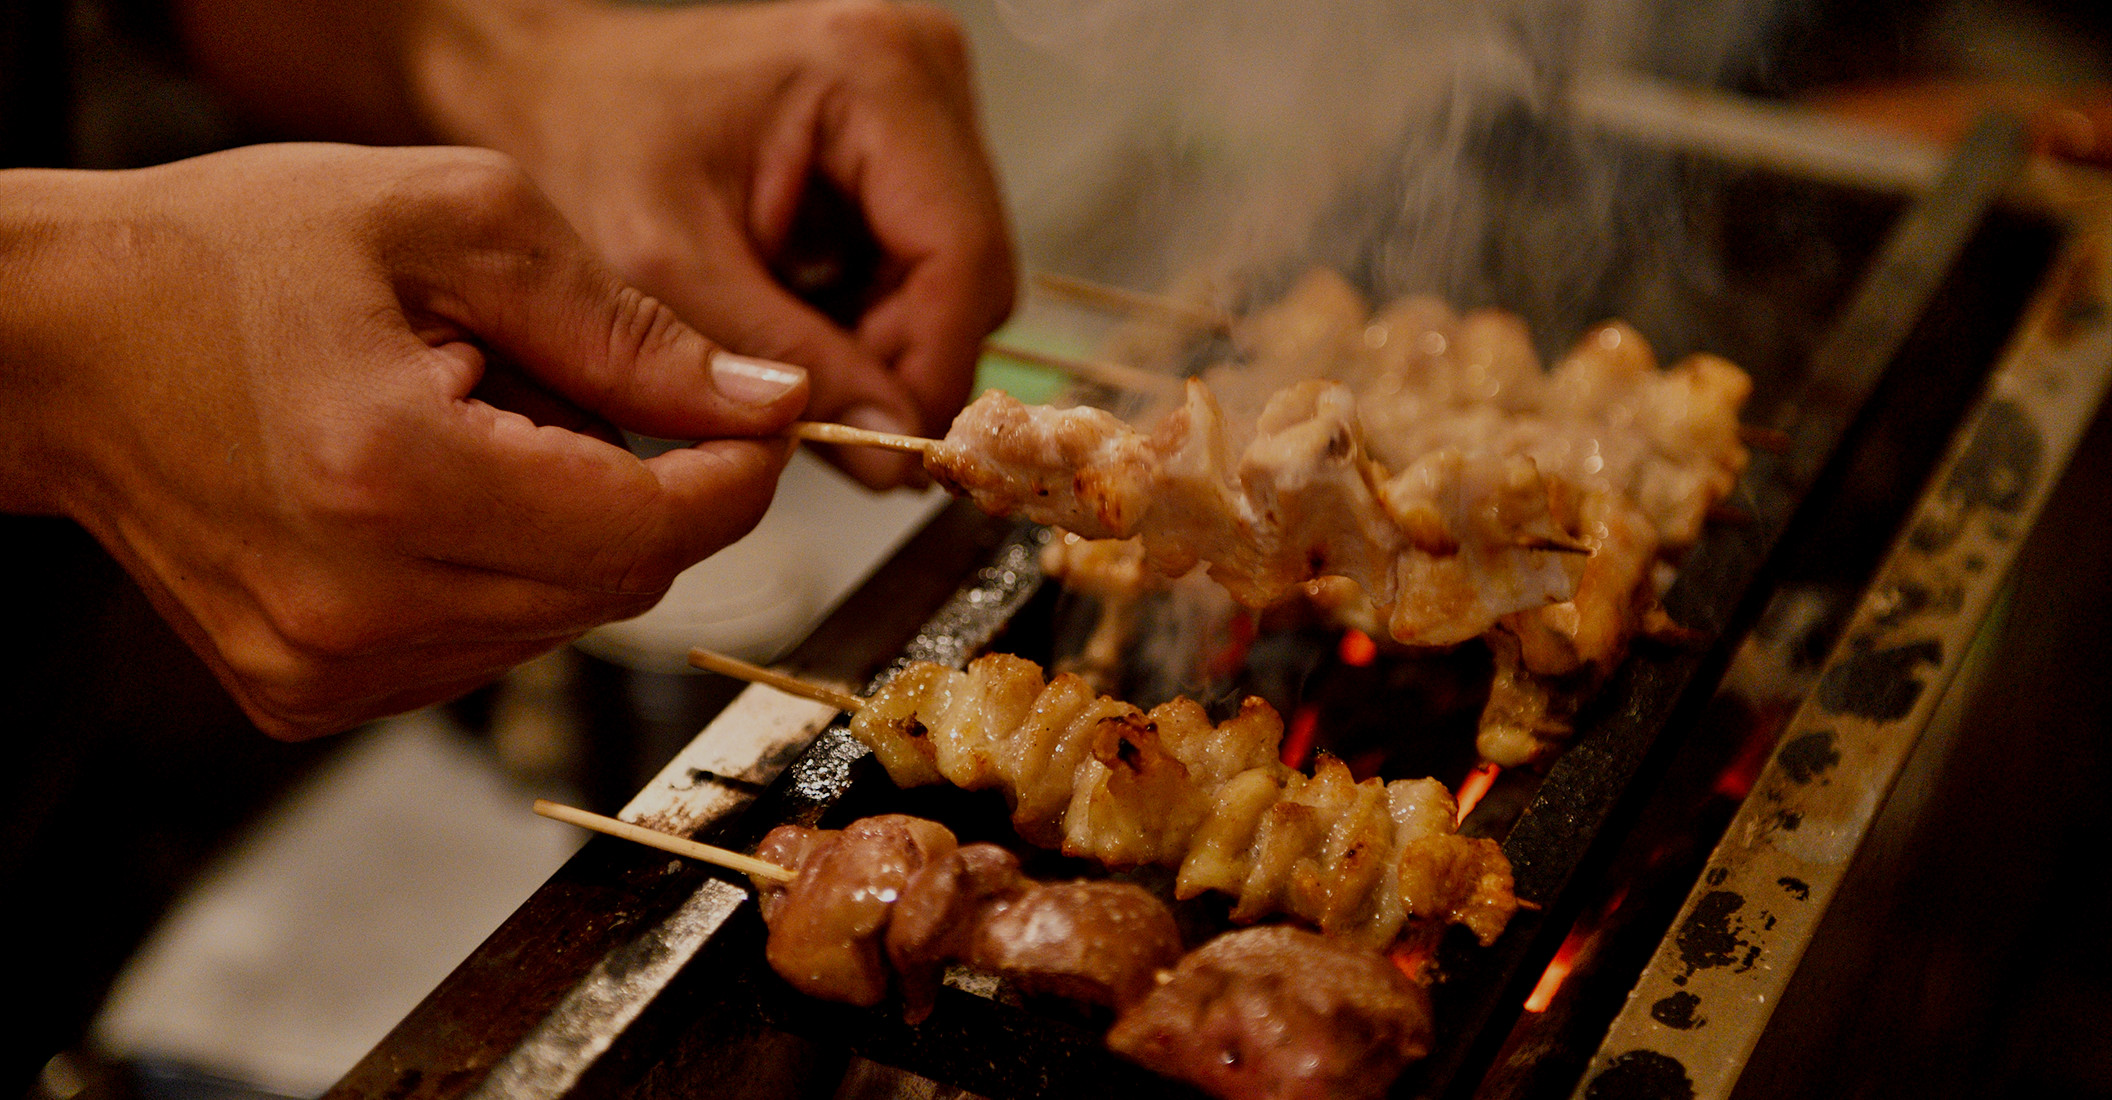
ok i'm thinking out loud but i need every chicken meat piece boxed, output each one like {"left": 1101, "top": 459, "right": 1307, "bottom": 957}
{"left": 886, "top": 842, "right": 1181, "bottom": 1022}
{"left": 1107, "top": 925, "right": 1434, "bottom": 1100}
{"left": 750, "top": 815, "right": 958, "bottom": 1006}
{"left": 929, "top": 378, "right": 1585, "bottom": 647}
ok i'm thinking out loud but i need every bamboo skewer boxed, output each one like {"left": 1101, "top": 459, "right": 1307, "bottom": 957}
{"left": 788, "top": 421, "right": 937, "bottom": 455}
{"left": 533, "top": 798, "right": 796, "bottom": 884}
{"left": 687, "top": 647, "right": 867, "bottom": 712}
{"left": 1031, "top": 272, "right": 1236, "bottom": 332}
{"left": 982, "top": 340, "right": 1187, "bottom": 397}
{"left": 1736, "top": 424, "right": 1792, "bottom": 454}
{"left": 1515, "top": 535, "right": 1595, "bottom": 556}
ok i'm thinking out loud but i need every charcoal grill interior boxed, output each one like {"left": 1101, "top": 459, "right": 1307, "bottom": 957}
{"left": 325, "top": 101, "right": 2110, "bottom": 1100}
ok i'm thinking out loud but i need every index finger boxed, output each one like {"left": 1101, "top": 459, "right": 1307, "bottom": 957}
{"left": 812, "top": 5, "right": 1018, "bottom": 434}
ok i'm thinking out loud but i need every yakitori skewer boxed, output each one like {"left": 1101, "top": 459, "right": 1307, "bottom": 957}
{"left": 688, "top": 645, "right": 1521, "bottom": 949}
{"left": 539, "top": 792, "right": 1430, "bottom": 1100}
{"left": 783, "top": 419, "right": 1592, "bottom": 557}
{"left": 533, "top": 798, "right": 795, "bottom": 883}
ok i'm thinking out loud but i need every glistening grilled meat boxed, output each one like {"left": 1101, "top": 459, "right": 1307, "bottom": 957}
{"left": 1027, "top": 277, "right": 1753, "bottom": 767}
{"left": 927, "top": 378, "right": 1584, "bottom": 647}
{"left": 1107, "top": 925, "right": 1434, "bottom": 1100}
{"left": 749, "top": 816, "right": 1180, "bottom": 1023}
{"left": 748, "top": 814, "right": 1439, "bottom": 1100}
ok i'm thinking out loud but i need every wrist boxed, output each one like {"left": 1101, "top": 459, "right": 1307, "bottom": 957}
{"left": 403, "top": 0, "right": 601, "bottom": 156}
{"left": 0, "top": 168, "right": 128, "bottom": 516}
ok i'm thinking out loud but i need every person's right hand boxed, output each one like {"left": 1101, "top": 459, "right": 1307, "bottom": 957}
{"left": 0, "top": 143, "right": 810, "bottom": 739}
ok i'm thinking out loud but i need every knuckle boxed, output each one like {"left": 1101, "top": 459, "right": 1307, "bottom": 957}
{"left": 401, "top": 149, "right": 547, "bottom": 242}
{"left": 258, "top": 582, "right": 388, "bottom": 662}
{"left": 595, "top": 213, "right": 688, "bottom": 295}
{"left": 813, "top": 0, "right": 925, "bottom": 67}
{"left": 901, "top": 3, "right": 971, "bottom": 66}
{"left": 605, "top": 283, "right": 695, "bottom": 370}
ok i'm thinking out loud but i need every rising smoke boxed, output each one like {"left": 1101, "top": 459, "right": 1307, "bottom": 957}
{"left": 991, "top": 0, "right": 1795, "bottom": 352}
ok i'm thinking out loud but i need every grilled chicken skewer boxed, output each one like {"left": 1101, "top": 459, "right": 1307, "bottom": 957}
{"left": 538, "top": 801, "right": 1432, "bottom": 1100}
{"left": 691, "top": 648, "right": 1519, "bottom": 948}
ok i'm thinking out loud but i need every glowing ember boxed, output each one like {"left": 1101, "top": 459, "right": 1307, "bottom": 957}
{"left": 1386, "top": 933, "right": 1439, "bottom": 984}
{"left": 1455, "top": 762, "right": 1501, "bottom": 824}
{"left": 1203, "top": 612, "right": 1260, "bottom": 680}
{"left": 1712, "top": 704, "right": 1790, "bottom": 799}
{"left": 1337, "top": 628, "right": 1378, "bottom": 667}
{"left": 1523, "top": 930, "right": 1584, "bottom": 1013}
{"left": 1280, "top": 704, "right": 1322, "bottom": 769}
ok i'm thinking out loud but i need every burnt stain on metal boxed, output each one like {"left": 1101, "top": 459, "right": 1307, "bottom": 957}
{"left": 1651, "top": 991, "right": 1705, "bottom": 1030}
{"left": 1910, "top": 399, "right": 2044, "bottom": 551}
{"left": 1870, "top": 579, "right": 1964, "bottom": 629}
{"left": 1676, "top": 890, "right": 1756, "bottom": 978}
{"left": 1773, "top": 810, "right": 1802, "bottom": 832}
{"left": 1705, "top": 866, "right": 1728, "bottom": 887}
{"left": 1872, "top": 580, "right": 1932, "bottom": 627}
{"left": 600, "top": 924, "right": 678, "bottom": 983}
{"left": 1585, "top": 1050, "right": 1696, "bottom": 1100}
{"left": 684, "top": 768, "right": 772, "bottom": 797}
{"left": 1948, "top": 400, "right": 2043, "bottom": 513}
{"left": 1816, "top": 641, "right": 1943, "bottom": 721}
{"left": 1776, "top": 730, "right": 1841, "bottom": 785}
{"left": 1779, "top": 877, "right": 1810, "bottom": 900}
{"left": 2042, "top": 237, "right": 2107, "bottom": 344}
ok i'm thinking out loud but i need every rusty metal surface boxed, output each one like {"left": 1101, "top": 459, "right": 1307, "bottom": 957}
{"left": 1576, "top": 162, "right": 2112, "bottom": 1100}
{"left": 1402, "top": 112, "right": 2037, "bottom": 1100}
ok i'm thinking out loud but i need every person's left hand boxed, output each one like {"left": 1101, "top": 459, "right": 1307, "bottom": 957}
{"left": 409, "top": 0, "right": 1018, "bottom": 488}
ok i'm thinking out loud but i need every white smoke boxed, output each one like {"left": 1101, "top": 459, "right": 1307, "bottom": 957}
{"left": 984, "top": 0, "right": 1792, "bottom": 338}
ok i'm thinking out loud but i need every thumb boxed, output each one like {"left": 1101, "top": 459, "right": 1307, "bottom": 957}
{"left": 395, "top": 168, "right": 811, "bottom": 441}
{"left": 645, "top": 238, "right": 931, "bottom": 487}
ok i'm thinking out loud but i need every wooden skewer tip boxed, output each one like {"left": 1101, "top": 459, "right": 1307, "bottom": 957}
{"left": 788, "top": 421, "right": 937, "bottom": 455}
{"left": 1737, "top": 424, "right": 1793, "bottom": 454}
{"left": 688, "top": 647, "right": 867, "bottom": 713}
{"left": 1031, "top": 272, "right": 1234, "bottom": 331}
{"left": 1515, "top": 536, "right": 1595, "bottom": 555}
{"left": 533, "top": 798, "right": 795, "bottom": 883}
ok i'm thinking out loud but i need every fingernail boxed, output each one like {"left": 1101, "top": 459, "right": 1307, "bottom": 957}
{"left": 711, "top": 352, "right": 807, "bottom": 405}
{"left": 842, "top": 403, "right": 916, "bottom": 439}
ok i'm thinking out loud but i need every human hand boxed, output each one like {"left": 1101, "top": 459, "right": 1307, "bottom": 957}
{"left": 0, "top": 143, "right": 809, "bottom": 738}
{"left": 409, "top": 0, "right": 1017, "bottom": 487}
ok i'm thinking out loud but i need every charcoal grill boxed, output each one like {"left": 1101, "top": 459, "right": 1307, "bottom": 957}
{"left": 323, "top": 79, "right": 2112, "bottom": 1100}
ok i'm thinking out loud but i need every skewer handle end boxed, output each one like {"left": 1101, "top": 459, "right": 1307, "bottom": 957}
{"left": 533, "top": 798, "right": 796, "bottom": 884}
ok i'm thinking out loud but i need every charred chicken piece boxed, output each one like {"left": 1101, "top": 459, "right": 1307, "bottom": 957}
{"left": 1005, "top": 277, "right": 1752, "bottom": 767}
{"left": 926, "top": 378, "right": 1585, "bottom": 648}
{"left": 1107, "top": 925, "right": 1434, "bottom": 1100}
